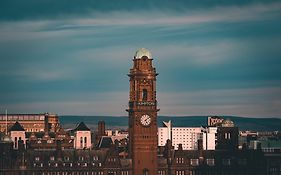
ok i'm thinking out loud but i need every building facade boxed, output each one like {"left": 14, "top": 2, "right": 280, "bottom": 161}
{"left": 0, "top": 113, "right": 59, "bottom": 133}
{"left": 158, "top": 121, "right": 217, "bottom": 150}
{"left": 158, "top": 121, "right": 202, "bottom": 150}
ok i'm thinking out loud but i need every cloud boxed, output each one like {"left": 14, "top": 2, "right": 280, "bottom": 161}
{"left": 34, "top": 2, "right": 281, "bottom": 29}
{"left": 158, "top": 87, "right": 281, "bottom": 117}
{"left": 0, "top": 92, "right": 128, "bottom": 116}
{"left": 0, "top": 0, "right": 280, "bottom": 21}
{"left": 0, "top": 1, "right": 280, "bottom": 117}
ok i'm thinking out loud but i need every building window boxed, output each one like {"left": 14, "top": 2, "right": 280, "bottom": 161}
{"left": 79, "top": 156, "right": 84, "bottom": 161}
{"left": 50, "top": 156, "right": 55, "bottom": 161}
{"left": 108, "top": 158, "right": 116, "bottom": 162}
{"left": 176, "top": 157, "right": 184, "bottom": 164}
{"left": 206, "top": 159, "right": 215, "bottom": 166}
{"left": 64, "top": 156, "right": 69, "bottom": 161}
{"left": 47, "top": 140, "right": 53, "bottom": 143}
{"left": 35, "top": 157, "right": 40, "bottom": 161}
{"left": 14, "top": 137, "right": 18, "bottom": 149}
{"left": 93, "top": 156, "right": 99, "bottom": 161}
{"left": 142, "top": 89, "right": 147, "bottom": 101}
{"left": 190, "top": 159, "right": 199, "bottom": 166}
{"left": 143, "top": 169, "right": 149, "bottom": 175}
{"left": 80, "top": 137, "right": 83, "bottom": 148}
{"left": 225, "top": 133, "right": 231, "bottom": 139}
{"left": 121, "top": 171, "right": 129, "bottom": 175}
{"left": 222, "top": 159, "right": 231, "bottom": 166}
{"left": 108, "top": 171, "right": 116, "bottom": 175}
{"left": 176, "top": 170, "right": 185, "bottom": 175}
{"left": 84, "top": 137, "right": 87, "bottom": 147}
{"left": 158, "top": 170, "right": 165, "bottom": 175}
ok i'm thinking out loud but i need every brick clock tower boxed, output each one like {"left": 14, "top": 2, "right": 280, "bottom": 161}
{"left": 127, "top": 48, "right": 159, "bottom": 175}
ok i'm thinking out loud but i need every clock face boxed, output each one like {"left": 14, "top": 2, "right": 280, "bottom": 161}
{"left": 140, "top": 114, "right": 151, "bottom": 126}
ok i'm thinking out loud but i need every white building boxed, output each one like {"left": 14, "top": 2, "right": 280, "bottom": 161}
{"left": 9, "top": 121, "right": 26, "bottom": 149}
{"left": 202, "top": 126, "right": 217, "bottom": 150}
{"left": 158, "top": 121, "right": 202, "bottom": 150}
{"left": 158, "top": 121, "right": 217, "bottom": 150}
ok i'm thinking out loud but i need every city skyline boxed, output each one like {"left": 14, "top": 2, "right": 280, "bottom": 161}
{"left": 0, "top": 0, "right": 281, "bottom": 117}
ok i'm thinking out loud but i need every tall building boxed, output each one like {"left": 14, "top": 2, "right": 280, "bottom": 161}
{"left": 127, "top": 48, "right": 159, "bottom": 175}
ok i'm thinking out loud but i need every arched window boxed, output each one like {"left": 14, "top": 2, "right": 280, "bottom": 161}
{"left": 80, "top": 137, "right": 83, "bottom": 148}
{"left": 84, "top": 137, "right": 87, "bottom": 147}
{"left": 142, "top": 89, "right": 147, "bottom": 101}
{"left": 14, "top": 137, "right": 18, "bottom": 149}
{"left": 143, "top": 168, "right": 149, "bottom": 175}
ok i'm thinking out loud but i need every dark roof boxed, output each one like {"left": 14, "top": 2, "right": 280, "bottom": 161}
{"left": 98, "top": 136, "right": 113, "bottom": 148}
{"left": 9, "top": 121, "right": 25, "bottom": 131}
{"left": 74, "top": 122, "right": 90, "bottom": 131}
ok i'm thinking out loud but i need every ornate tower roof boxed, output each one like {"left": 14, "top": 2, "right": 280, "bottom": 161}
{"left": 134, "top": 48, "right": 152, "bottom": 59}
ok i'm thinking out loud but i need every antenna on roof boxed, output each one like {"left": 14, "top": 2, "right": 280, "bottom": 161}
{"left": 5, "top": 109, "right": 8, "bottom": 135}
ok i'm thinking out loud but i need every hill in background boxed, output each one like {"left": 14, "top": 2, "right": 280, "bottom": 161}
{"left": 60, "top": 116, "right": 281, "bottom": 132}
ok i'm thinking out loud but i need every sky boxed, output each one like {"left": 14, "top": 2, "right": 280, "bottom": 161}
{"left": 0, "top": 0, "right": 281, "bottom": 117}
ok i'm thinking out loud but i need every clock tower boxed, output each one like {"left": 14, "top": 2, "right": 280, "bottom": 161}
{"left": 127, "top": 48, "right": 159, "bottom": 175}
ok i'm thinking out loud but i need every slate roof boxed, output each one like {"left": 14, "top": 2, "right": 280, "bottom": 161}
{"left": 9, "top": 121, "right": 25, "bottom": 131}
{"left": 74, "top": 122, "right": 90, "bottom": 131}
{"left": 98, "top": 136, "right": 113, "bottom": 148}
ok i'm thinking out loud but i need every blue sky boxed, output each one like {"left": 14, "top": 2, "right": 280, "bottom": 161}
{"left": 0, "top": 0, "right": 281, "bottom": 117}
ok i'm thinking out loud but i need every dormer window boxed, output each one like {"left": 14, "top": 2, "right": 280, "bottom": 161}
{"left": 64, "top": 156, "right": 70, "bottom": 161}
{"left": 206, "top": 159, "right": 215, "bottom": 166}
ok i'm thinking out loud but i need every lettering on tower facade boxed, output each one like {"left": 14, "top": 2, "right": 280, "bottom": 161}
{"left": 127, "top": 48, "right": 159, "bottom": 175}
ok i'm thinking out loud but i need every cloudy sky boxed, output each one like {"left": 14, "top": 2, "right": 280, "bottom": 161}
{"left": 0, "top": 0, "right": 281, "bottom": 117}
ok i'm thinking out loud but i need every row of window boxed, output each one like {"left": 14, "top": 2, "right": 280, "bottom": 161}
{"left": 35, "top": 156, "right": 99, "bottom": 162}
{"left": 175, "top": 158, "right": 247, "bottom": 166}
{"left": 33, "top": 162, "right": 103, "bottom": 168}
{"left": 39, "top": 171, "right": 127, "bottom": 175}
{"left": 0, "top": 115, "right": 45, "bottom": 121}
